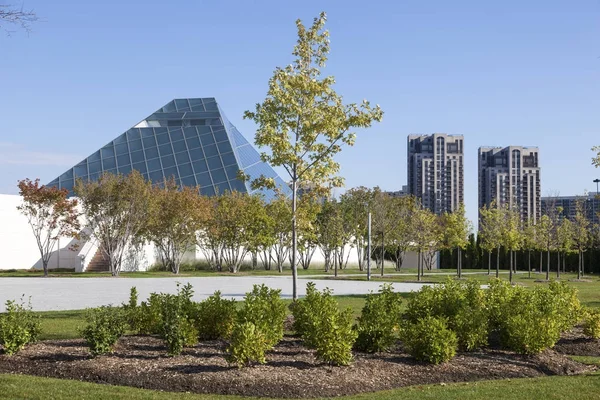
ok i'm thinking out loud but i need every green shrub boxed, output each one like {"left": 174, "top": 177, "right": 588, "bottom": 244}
{"left": 485, "top": 279, "right": 515, "bottom": 331}
{"left": 404, "top": 279, "right": 488, "bottom": 351}
{"left": 160, "top": 294, "right": 198, "bottom": 356}
{"left": 292, "top": 283, "right": 357, "bottom": 365}
{"left": 547, "top": 280, "right": 582, "bottom": 332}
{"left": 122, "top": 286, "right": 144, "bottom": 333}
{"left": 237, "top": 284, "right": 286, "bottom": 349}
{"left": 583, "top": 308, "right": 600, "bottom": 339}
{"left": 80, "top": 306, "right": 126, "bottom": 357}
{"left": 355, "top": 284, "right": 403, "bottom": 353}
{"left": 226, "top": 322, "right": 268, "bottom": 367}
{"left": 136, "top": 292, "right": 163, "bottom": 335}
{"left": 0, "top": 297, "right": 41, "bottom": 355}
{"left": 195, "top": 291, "right": 236, "bottom": 340}
{"left": 500, "top": 288, "right": 561, "bottom": 354}
{"left": 402, "top": 316, "right": 457, "bottom": 364}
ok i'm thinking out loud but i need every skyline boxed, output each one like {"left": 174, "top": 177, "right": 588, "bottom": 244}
{"left": 1, "top": 0, "right": 599, "bottom": 226}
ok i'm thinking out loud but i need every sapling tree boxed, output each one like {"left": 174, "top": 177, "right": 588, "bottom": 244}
{"left": 479, "top": 201, "right": 503, "bottom": 277}
{"left": 442, "top": 203, "right": 471, "bottom": 279}
{"left": 17, "top": 178, "right": 80, "bottom": 277}
{"left": 244, "top": 12, "right": 383, "bottom": 299}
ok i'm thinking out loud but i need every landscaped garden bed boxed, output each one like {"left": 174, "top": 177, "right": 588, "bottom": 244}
{"left": 0, "top": 333, "right": 595, "bottom": 398}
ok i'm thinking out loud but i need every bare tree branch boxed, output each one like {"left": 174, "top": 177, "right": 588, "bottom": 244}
{"left": 0, "top": 4, "right": 39, "bottom": 35}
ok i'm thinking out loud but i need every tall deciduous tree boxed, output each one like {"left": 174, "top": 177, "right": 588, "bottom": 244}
{"left": 557, "top": 217, "right": 574, "bottom": 278}
{"left": 388, "top": 196, "right": 417, "bottom": 271}
{"left": 244, "top": 12, "right": 383, "bottom": 299}
{"left": 536, "top": 215, "right": 557, "bottom": 281}
{"left": 339, "top": 187, "right": 373, "bottom": 271}
{"left": 17, "top": 178, "right": 80, "bottom": 277}
{"left": 572, "top": 200, "right": 590, "bottom": 279}
{"left": 500, "top": 205, "right": 522, "bottom": 283}
{"left": 442, "top": 203, "right": 471, "bottom": 279}
{"left": 143, "top": 179, "right": 209, "bottom": 274}
{"left": 75, "top": 171, "right": 151, "bottom": 276}
{"left": 412, "top": 206, "right": 440, "bottom": 281}
{"left": 479, "top": 202, "right": 503, "bottom": 277}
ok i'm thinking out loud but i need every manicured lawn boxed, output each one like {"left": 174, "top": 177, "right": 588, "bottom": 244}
{"left": 1, "top": 372, "right": 600, "bottom": 400}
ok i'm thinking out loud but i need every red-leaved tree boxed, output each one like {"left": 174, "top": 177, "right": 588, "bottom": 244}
{"left": 17, "top": 178, "right": 80, "bottom": 276}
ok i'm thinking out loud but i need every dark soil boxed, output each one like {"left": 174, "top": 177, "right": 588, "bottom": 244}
{"left": 0, "top": 334, "right": 595, "bottom": 398}
{"left": 554, "top": 327, "right": 600, "bottom": 357}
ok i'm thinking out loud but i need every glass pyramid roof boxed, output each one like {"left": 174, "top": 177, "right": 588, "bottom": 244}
{"left": 47, "top": 98, "right": 291, "bottom": 201}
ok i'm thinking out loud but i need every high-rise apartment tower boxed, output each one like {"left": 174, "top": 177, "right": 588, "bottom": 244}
{"left": 407, "top": 134, "right": 464, "bottom": 214}
{"left": 478, "top": 146, "right": 540, "bottom": 223}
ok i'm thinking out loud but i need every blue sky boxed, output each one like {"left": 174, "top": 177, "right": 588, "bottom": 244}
{"left": 1, "top": 0, "right": 598, "bottom": 225}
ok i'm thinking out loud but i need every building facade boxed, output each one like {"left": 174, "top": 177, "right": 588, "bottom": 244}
{"left": 478, "top": 146, "right": 540, "bottom": 224}
{"left": 541, "top": 193, "right": 600, "bottom": 225}
{"left": 48, "top": 98, "right": 291, "bottom": 201}
{"left": 407, "top": 134, "right": 464, "bottom": 214}
{"left": 384, "top": 185, "right": 410, "bottom": 198}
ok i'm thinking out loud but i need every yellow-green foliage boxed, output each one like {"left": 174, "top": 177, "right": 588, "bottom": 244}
{"left": 583, "top": 308, "right": 600, "bottom": 339}
{"left": 0, "top": 298, "right": 41, "bottom": 355}
{"left": 402, "top": 316, "right": 457, "bottom": 364}
{"left": 226, "top": 322, "right": 268, "bottom": 367}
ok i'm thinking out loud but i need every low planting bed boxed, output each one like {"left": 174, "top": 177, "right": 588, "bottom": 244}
{"left": 0, "top": 333, "right": 595, "bottom": 398}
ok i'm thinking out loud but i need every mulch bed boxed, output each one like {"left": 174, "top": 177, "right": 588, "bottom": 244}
{"left": 0, "top": 333, "right": 596, "bottom": 398}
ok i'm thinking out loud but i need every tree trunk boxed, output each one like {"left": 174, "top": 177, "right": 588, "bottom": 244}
{"left": 528, "top": 250, "right": 531, "bottom": 278}
{"left": 417, "top": 250, "right": 421, "bottom": 282}
{"left": 291, "top": 178, "right": 298, "bottom": 300}
{"left": 578, "top": 250, "right": 581, "bottom": 280}
{"left": 496, "top": 246, "right": 500, "bottom": 278}
{"left": 582, "top": 252, "right": 585, "bottom": 276}
{"left": 539, "top": 251, "right": 542, "bottom": 274}
{"left": 546, "top": 250, "right": 550, "bottom": 281}
{"left": 334, "top": 249, "right": 338, "bottom": 278}
{"left": 488, "top": 251, "right": 491, "bottom": 275}
{"left": 457, "top": 247, "right": 462, "bottom": 279}
{"left": 509, "top": 250, "right": 513, "bottom": 283}
{"left": 380, "top": 232, "right": 385, "bottom": 277}
{"left": 556, "top": 252, "right": 560, "bottom": 279}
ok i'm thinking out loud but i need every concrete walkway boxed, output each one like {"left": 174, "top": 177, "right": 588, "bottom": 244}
{"left": 0, "top": 277, "right": 429, "bottom": 312}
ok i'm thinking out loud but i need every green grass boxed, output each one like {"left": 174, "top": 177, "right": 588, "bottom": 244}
{"left": 38, "top": 310, "right": 87, "bottom": 340}
{"left": 568, "top": 355, "right": 600, "bottom": 367}
{"left": 1, "top": 372, "right": 600, "bottom": 400}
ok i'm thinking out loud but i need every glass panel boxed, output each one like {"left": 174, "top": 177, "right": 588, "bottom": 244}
{"left": 61, "top": 179, "right": 74, "bottom": 191}
{"left": 172, "top": 140, "right": 187, "bottom": 153}
{"left": 161, "top": 154, "right": 176, "bottom": 168}
{"left": 216, "top": 181, "right": 231, "bottom": 194}
{"left": 190, "top": 119, "right": 205, "bottom": 126}
{"left": 140, "top": 128, "right": 154, "bottom": 138}
{"left": 225, "top": 164, "right": 241, "bottom": 180}
{"left": 169, "top": 128, "right": 184, "bottom": 142}
{"left": 163, "top": 166, "right": 179, "bottom": 180}
{"left": 88, "top": 172, "right": 100, "bottom": 181}
{"left": 145, "top": 146, "right": 159, "bottom": 159}
{"left": 189, "top": 98, "right": 204, "bottom": 108}
{"left": 186, "top": 136, "right": 201, "bottom": 150}
{"left": 113, "top": 134, "right": 128, "bottom": 144}
{"left": 129, "top": 138, "right": 143, "bottom": 151}
{"left": 102, "top": 157, "right": 116, "bottom": 170}
{"left": 133, "top": 161, "right": 147, "bottom": 174}
{"left": 175, "top": 151, "right": 190, "bottom": 164}
{"left": 142, "top": 136, "right": 157, "bottom": 148}
{"left": 167, "top": 120, "right": 182, "bottom": 127}
{"left": 188, "top": 147, "right": 204, "bottom": 161}
{"left": 229, "top": 179, "right": 247, "bottom": 193}
{"left": 130, "top": 150, "right": 145, "bottom": 164}
{"left": 217, "top": 140, "right": 232, "bottom": 153}
{"left": 196, "top": 126, "right": 212, "bottom": 135}
{"left": 127, "top": 129, "right": 141, "bottom": 140}
{"left": 117, "top": 154, "right": 131, "bottom": 167}
{"left": 103, "top": 168, "right": 117, "bottom": 176}
{"left": 184, "top": 127, "right": 198, "bottom": 139}
{"left": 181, "top": 175, "right": 197, "bottom": 187}
{"left": 192, "top": 159, "right": 208, "bottom": 173}
{"left": 209, "top": 118, "right": 222, "bottom": 126}
{"left": 213, "top": 129, "right": 228, "bottom": 143}
{"left": 200, "top": 133, "right": 215, "bottom": 146}
{"left": 101, "top": 145, "right": 115, "bottom": 158}
{"left": 154, "top": 127, "right": 168, "bottom": 135}
{"left": 204, "top": 101, "right": 218, "bottom": 111}
{"left": 61, "top": 169, "right": 74, "bottom": 180}
{"left": 74, "top": 164, "right": 88, "bottom": 178}
{"left": 175, "top": 99, "right": 190, "bottom": 111}
{"left": 162, "top": 101, "right": 176, "bottom": 113}
{"left": 156, "top": 133, "right": 170, "bottom": 145}
{"left": 178, "top": 163, "right": 193, "bottom": 177}
{"left": 200, "top": 185, "right": 215, "bottom": 196}
{"left": 195, "top": 172, "right": 212, "bottom": 187}
{"left": 159, "top": 143, "right": 173, "bottom": 156}
{"left": 210, "top": 167, "right": 227, "bottom": 184}
{"left": 87, "top": 150, "right": 101, "bottom": 162}
{"left": 203, "top": 144, "right": 218, "bottom": 158}
{"left": 147, "top": 158, "right": 162, "bottom": 172}
{"left": 149, "top": 170, "right": 164, "bottom": 183}
{"left": 115, "top": 142, "right": 129, "bottom": 156}
{"left": 221, "top": 152, "right": 236, "bottom": 167}
{"left": 88, "top": 161, "right": 102, "bottom": 174}
{"left": 118, "top": 164, "right": 132, "bottom": 175}
{"left": 207, "top": 155, "right": 223, "bottom": 170}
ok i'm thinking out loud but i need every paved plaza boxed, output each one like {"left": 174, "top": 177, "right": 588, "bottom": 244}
{"left": 0, "top": 276, "right": 429, "bottom": 312}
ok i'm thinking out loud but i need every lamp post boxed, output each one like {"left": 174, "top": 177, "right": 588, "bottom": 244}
{"left": 594, "top": 178, "right": 600, "bottom": 195}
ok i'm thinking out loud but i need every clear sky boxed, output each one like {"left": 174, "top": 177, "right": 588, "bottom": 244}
{"left": 1, "top": 0, "right": 599, "bottom": 225}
